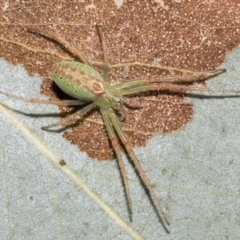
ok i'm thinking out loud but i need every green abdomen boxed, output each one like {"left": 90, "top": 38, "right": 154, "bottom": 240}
{"left": 51, "top": 61, "right": 105, "bottom": 101}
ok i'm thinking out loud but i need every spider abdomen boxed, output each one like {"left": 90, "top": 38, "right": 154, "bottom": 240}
{"left": 51, "top": 61, "right": 105, "bottom": 101}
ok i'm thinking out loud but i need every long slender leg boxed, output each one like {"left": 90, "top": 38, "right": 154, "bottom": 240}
{"left": 118, "top": 81, "right": 240, "bottom": 96}
{"left": 42, "top": 102, "right": 96, "bottom": 130}
{"left": 0, "top": 90, "right": 87, "bottom": 106}
{"left": 96, "top": 24, "right": 110, "bottom": 81}
{"left": 115, "top": 69, "right": 226, "bottom": 91}
{"left": 108, "top": 108, "right": 170, "bottom": 229}
{"left": 117, "top": 82, "right": 207, "bottom": 96}
{"left": 100, "top": 108, "right": 133, "bottom": 217}
{"left": 27, "top": 28, "right": 91, "bottom": 66}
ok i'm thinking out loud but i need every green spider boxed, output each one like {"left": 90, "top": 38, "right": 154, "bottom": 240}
{"left": 0, "top": 24, "right": 226, "bottom": 229}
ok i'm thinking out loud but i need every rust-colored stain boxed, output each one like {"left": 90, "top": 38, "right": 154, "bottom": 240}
{"left": 0, "top": 1, "right": 239, "bottom": 160}
{"left": 59, "top": 159, "right": 67, "bottom": 166}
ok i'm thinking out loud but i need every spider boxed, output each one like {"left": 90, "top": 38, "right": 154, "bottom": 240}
{"left": 0, "top": 24, "right": 225, "bottom": 230}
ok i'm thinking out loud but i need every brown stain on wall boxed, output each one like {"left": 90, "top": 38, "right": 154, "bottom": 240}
{"left": 0, "top": 0, "right": 239, "bottom": 160}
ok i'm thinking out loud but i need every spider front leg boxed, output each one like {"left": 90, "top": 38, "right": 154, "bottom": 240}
{"left": 100, "top": 108, "right": 133, "bottom": 217}
{"left": 105, "top": 107, "right": 170, "bottom": 229}
{"left": 115, "top": 67, "right": 240, "bottom": 97}
{"left": 115, "top": 68, "right": 226, "bottom": 95}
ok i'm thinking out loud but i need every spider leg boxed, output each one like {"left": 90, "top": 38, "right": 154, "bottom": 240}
{"left": 118, "top": 82, "right": 240, "bottom": 96}
{"left": 96, "top": 24, "right": 110, "bottom": 81}
{"left": 107, "top": 107, "right": 170, "bottom": 228}
{"left": 115, "top": 68, "right": 226, "bottom": 91}
{"left": 100, "top": 108, "right": 133, "bottom": 217}
{"left": 0, "top": 90, "right": 87, "bottom": 106}
{"left": 117, "top": 82, "right": 203, "bottom": 96}
{"left": 27, "top": 28, "right": 91, "bottom": 66}
{"left": 41, "top": 102, "right": 96, "bottom": 130}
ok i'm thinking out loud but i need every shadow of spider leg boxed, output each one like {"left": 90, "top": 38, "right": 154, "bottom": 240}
{"left": 27, "top": 27, "right": 91, "bottom": 66}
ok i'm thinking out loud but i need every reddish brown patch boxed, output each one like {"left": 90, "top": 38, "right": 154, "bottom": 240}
{"left": 0, "top": 1, "right": 239, "bottom": 160}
